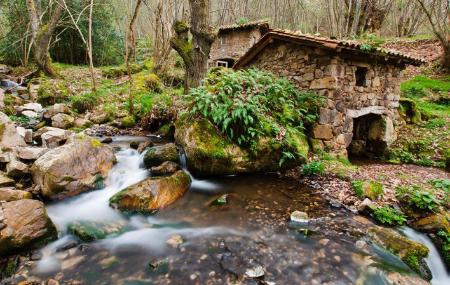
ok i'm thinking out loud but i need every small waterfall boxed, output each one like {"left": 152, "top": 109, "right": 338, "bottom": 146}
{"left": 178, "top": 148, "right": 220, "bottom": 192}
{"left": 401, "top": 227, "right": 450, "bottom": 285}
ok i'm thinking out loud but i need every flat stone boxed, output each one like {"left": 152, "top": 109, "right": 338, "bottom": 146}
{"left": 16, "top": 147, "right": 48, "bottom": 161}
{"left": 43, "top": 104, "right": 68, "bottom": 119}
{"left": 21, "top": 110, "right": 39, "bottom": 119}
{"left": 22, "top": 103, "right": 43, "bottom": 113}
{"left": 0, "top": 188, "right": 32, "bottom": 201}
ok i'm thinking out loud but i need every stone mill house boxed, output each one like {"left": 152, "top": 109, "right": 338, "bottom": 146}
{"left": 209, "top": 21, "right": 270, "bottom": 68}
{"left": 232, "top": 29, "right": 423, "bottom": 157}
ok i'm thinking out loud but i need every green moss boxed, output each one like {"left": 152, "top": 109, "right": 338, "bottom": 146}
{"left": 0, "top": 123, "right": 5, "bottom": 138}
{"left": 121, "top": 116, "right": 136, "bottom": 128}
{"left": 67, "top": 221, "right": 125, "bottom": 242}
{"left": 37, "top": 79, "right": 70, "bottom": 106}
{"left": 90, "top": 138, "right": 102, "bottom": 148}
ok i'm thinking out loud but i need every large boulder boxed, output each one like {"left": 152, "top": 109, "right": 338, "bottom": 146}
{"left": 43, "top": 103, "right": 69, "bottom": 120}
{"left": 110, "top": 170, "right": 191, "bottom": 213}
{"left": 0, "top": 199, "right": 57, "bottom": 256}
{"left": 175, "top": 118, "right": 309, "bottom": 177}
{"left": 31, "top": 135, "right": 116, "bottom": 200}
{"left": 0, "top": 112, "right": 26, "bottom": 149}
{"left": 143, "top": 143, "right": 179, "bottom": 168}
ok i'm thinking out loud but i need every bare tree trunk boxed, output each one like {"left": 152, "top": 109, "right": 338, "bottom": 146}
{"left": 62, "top": 0, "right": 97, "bottom": 91}
{"left": 153, "top": 0, "right": 175, "bottom": 73}
{"left": 26, "top": 0, "right": 64, "bottom": 77}
{"left": 125, "top": 0, "right": 143, "bottom": 115}
{"left": 88, "top": 0, "right": 97, "bottom": 92}
{"left": 171, "top": 0, "right": 216, "bottom": 93}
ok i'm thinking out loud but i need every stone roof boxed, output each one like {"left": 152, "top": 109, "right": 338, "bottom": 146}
{"left": 218, "top": 20, "right": 270, "bottom": 34}
{"left": 234, "top": 30, "right": 425, "bottom": 68}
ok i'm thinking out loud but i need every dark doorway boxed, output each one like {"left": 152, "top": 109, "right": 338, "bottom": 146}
{"left": 348, "top": 114, "right": 387, "bottom": 158}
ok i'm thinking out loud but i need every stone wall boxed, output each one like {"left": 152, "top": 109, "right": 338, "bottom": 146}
{"left": 247, "top": 41, "right": 404, "bottom": 155}
{"left": 210, "top": 29, "right": 264, "bottom": 66}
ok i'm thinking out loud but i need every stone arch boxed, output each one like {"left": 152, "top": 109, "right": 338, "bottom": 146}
{"left": 346, "top": 107, "right": 397, "bottom": 158}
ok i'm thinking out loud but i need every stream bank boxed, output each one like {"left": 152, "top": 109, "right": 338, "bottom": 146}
{"left": 2, "top": 137, "right": 447, "bottom": 285}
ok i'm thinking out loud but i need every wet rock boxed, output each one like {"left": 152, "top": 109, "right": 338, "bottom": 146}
{"left": 0, "top": 199, "right": 57, "bottom": 256}
{"left": 51, "top": 113, "right": 74, "bottom": 129}
{"left": 209, "top": 194, "right": 229, "bottom": 206}
{"left": 110, "top": 170, "right": 191, "bottom": 213}
{"left": 6, "top": 159, "right": 29, "bottom": 178}
{"left": 16, "top": 147, "right": 48, "bottom": 161}
{"left": 67, "top": 221, "right": 125, "bottom": 242}
{"left": 148, "top": 258, "right": 170, "bottom": 275}
{"left": 137, "top": 140, "right": 154, "bottom": 153}
{"left": 0, "top": 188, "right": 32, "bottom": 201}
{"left": 244, "top": 264, "right": 265, "bottom": 278}
{"left": 166, "top": 234, "right": 183, "bottom": 248}
{"left": 367, "top": 226, "right": 431, "bottom": 280}
{"left": 31, "top": 135, "right": 116, "bottom": 200}
{"left": 129, "top": 141, "right": 140, "bottom": 149}
{"left": 151, "top": 161, "right": 181, "bottom": 176}
{"left": 411, "top": 213, "right": 450, "bottom": 233}
{"left": 175, "top": 117, "right": 308, "bottom": 176}
{"left": 101, "top": 137, "right": 113, "bottom": 144}
{"left": 0, "top": 111, "right": 26, "bottom": 148}
{"left": 143, "top": 143, "right": 179, "bottom": 168}
{"left": 290, "top": 211, "right": 309, "bottom": 223}
{"left": 0, "top": 172, "right": 14, "bottom": 187}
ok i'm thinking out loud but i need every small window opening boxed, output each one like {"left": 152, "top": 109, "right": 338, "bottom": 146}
{"left": 355, "top": 67, "right": 368, "bottom": 87}
{"left": 216, "top": 60, "right": 229, "bottom": 68}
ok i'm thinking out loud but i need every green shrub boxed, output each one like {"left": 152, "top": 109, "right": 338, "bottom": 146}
{"left": 409, "top": 190, "right": 440, "bottom": 211}
{"left": 71, "top": 92, "right": 99, "bottom": 113}
{"left": 9, "top": 115, "right": 30, "bottom": 125}
{"left": 37, "top": 80, "right": 70, "bottom": 106}
{"left": 407, "top": 140, "right": 428, "bottom": 153}
{"left": 425, "top": 118, "right": 446, "bottom": 129}
{"left": 102, "top": 63, "right": 143, "bottom": 78}
{"left": 397, "top": 185, "right": 440, "bottom": 212}
{"left": 372, "top": 206, "right": 407, "bottom": 226}
{"left": 302, "top": 161, "right": 325, "bottom": 176}
{"left": 429, "top": 179, "right": 450, "bottom": 192}
{"left": 121, "top": 116, "right": 136, "bottom": 128}
{"left": 437, "top": 230, "right": 450, "bottom": 265}
{"left": 389, "top": 149, "right": 415, "bottom": 164}
{"left": 187, "top": 68, "right": 323, "bottom": 163}
{"left": 144, "top": 74, "right": 162, "bottom": 92}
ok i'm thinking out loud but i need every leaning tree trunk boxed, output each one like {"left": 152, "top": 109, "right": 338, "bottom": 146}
{"left": 171, "top": 0, "right": 216, "bottom": 93}
{"left": 26, "top": 0, "right": 63, "bottom": 77}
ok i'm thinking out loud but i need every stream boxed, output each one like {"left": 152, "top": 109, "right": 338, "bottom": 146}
{"left": 20, "top": 137, "right": 449, "bottom": 284}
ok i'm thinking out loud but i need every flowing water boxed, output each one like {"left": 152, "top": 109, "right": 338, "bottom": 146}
{"left": 19, "top": 137, "right": 449, "bottom": 284}
{"left": 401, "top": 227, "right": 450, "bottom": 285}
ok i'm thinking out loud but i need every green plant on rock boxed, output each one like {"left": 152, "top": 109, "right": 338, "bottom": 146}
{"left": 302, "top": 161, "right": 325, "bottom": 176}
{"left": 351, "top": 180, "right": 384, "bottom": 200}
{"left": 187, "top": 68, "right": 323, "bottom": 164}
{"left": 372, "top": 206, "right": 407, "bottom": 226}
{"left": 37, "top": 80, "right": 70, "bottom": 106}
{"left": 437, "top": 230, "right": 450, "bottom": 266}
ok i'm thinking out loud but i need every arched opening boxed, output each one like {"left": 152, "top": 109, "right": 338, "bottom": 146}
{"left": 347, "top": 113, "right": 389, "bottom": 159}
{"left": 216, "top": 58, "right": 236, "bottom": 68}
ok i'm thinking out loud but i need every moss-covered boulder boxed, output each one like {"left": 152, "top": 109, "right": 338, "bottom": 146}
{"left": 412, "top": 213, "right": 450, "bottom": 233}
{"left": 0, "top": 199, "right": 57, "bottom": 256}
{"left": 110, "top": 170, "right": 191, "bottom": 213}
{"left": 31, "top": 135, "right": 116, "bottom": 200}
{"left": 67, "top": 221, "right": 125, "bottom": 242}
{"left": 174, "top": 118, "right": 308, "bottom": 177}
{"left": 368, "top": 226, "right": 431, "bottom": 280}
{"left": 143, "top": 143, "right": 179, "bottom": 168}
